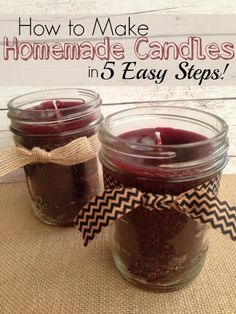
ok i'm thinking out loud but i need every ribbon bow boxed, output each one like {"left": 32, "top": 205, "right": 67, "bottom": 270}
{"left": 0, "top": 134, "right": 100, "bottom": 177}
{"left": 75, "top": 173, "right": 236, "bottom": 246}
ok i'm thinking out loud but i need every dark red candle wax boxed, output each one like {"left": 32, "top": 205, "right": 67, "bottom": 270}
{"left": 105, "top": 127, "right": 213, "bottom": 289}
{"left": 114, "top": 127, "right": 209, "bottom": 177}
{"left": 16, "top": 100, "right": 97, "bottom": 136}
{"left": 119, "top": 127, "right": 206, "bottom": 145}
{"left": 13, "top": 100, "right": 101, "bottom": 226}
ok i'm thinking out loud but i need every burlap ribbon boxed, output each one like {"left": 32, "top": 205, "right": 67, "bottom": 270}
{"left": 75, "top": 172, "right": 236, "bottom": 246}
{"left": 0, "top": 134, "right": 100, "bottom": 177}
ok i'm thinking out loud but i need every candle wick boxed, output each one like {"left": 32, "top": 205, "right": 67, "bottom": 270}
{"left": 155, "top": 132, "right": 162, "bottom": 145}
{"left": 52, "top": 100, "right": 58, "bottom": 110}
{"left": 52, "top": 100, "right": 63, "bottom": 130}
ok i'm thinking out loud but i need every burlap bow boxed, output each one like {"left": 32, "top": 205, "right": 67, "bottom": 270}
{"left": 0, "top": 134, "right": 100, "bottom": 177}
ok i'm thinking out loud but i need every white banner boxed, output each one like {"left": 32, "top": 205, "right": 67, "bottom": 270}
{"left": 0, "top": 14, "right": 235, "bottom": 86}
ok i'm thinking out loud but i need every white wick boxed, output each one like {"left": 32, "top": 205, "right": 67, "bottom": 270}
{"left": 52, "top": 100, "right": 58, "bottom": 110}
{"left": 52, "top": 100, "right": 62, "bottom": 121}
{"left": 155, "top": 131, "right": 162, "bottom": 145}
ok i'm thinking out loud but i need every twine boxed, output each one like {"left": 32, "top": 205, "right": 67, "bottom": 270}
{"left": 0, "top": 134, "right": 100, "bottom": 177}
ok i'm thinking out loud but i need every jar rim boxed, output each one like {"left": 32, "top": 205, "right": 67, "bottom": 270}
{"left": 7, "top": 88, "right": 102, "bottom": 121}
{"left": 7, "top": 88, "right": 103, "bottom": 136}
{"left": 99, "top": 105, "right": 228, "bottom": 151}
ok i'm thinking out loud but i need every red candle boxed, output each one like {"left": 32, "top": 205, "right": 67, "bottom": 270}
{"left": 8, "top": 89, "right": 103, "bottom": 226}
{"left": 98, "top": 106, "right": 228, "bottom": 291}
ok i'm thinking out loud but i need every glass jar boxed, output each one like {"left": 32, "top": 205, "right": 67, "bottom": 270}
{"left": 8, "top": 88, "right": 103, "bottom": 226}
{"left": 98, "top": 106, "right": 228, "bottom": 291}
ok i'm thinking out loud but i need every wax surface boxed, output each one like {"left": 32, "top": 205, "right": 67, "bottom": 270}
{"left": 34, "top": 100, "right": 83, "bottom": 110}
{"left": 119, "top": 127, "right": 207, "bottom": 145}
{"left": 113, "top": 127, "right": 209, "bottom": 178}
{"left": 17, "top": 100, "right": 95, "bottom": 135}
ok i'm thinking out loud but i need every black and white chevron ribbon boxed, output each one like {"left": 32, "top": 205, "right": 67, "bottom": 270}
{"left": 74, "top": 173, "right": 236, "bottom": 246}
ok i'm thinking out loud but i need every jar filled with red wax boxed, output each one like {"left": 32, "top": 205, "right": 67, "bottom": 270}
{"left": 98, "top": 106, "right": 228, "bottom": 291}
{"left": 8, "top": 88, "right": 103, "bottom": 226}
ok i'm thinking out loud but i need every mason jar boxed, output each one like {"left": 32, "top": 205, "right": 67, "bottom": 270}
{"left": 98, "top": 106, "right": 228, "bottom": 291}
{"left": 8, "top": 88, "right": 103, "bottom": 226}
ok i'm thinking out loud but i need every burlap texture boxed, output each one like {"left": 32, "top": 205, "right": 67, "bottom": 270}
{"left": 0, "top": 134, "right": 100, "bottom": 177}
{"left": 0, "top": 176, "right": 235, "bottom": 314}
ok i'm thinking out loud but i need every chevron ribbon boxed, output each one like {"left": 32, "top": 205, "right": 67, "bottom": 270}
{"left": 74, "top": 172, "right": 236, "bottom": 246}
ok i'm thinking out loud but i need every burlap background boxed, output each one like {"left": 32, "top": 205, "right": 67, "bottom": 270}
{"left": 0, "top": 176, "right": 235, "bottom": 314}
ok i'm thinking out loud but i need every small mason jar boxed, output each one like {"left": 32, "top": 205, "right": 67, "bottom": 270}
{"left": 98, "top": 106, "right": 228, "bottom": 291}
{"left": 8, "top": 88, "right": 103, "bottom": 226}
